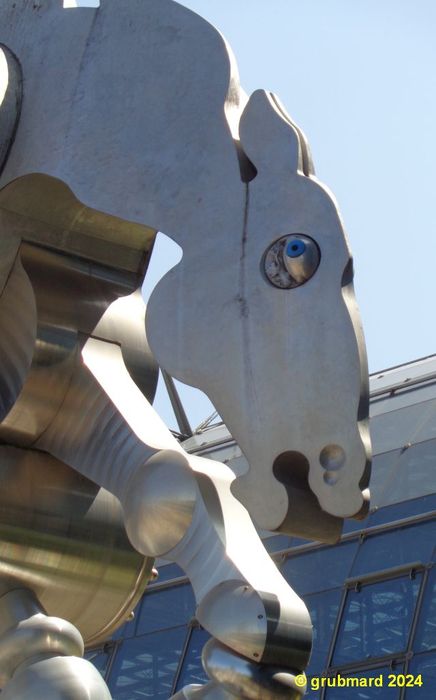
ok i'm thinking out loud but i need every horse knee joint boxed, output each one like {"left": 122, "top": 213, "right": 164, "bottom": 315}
{"left": 122, "top": 449, "right": 197, "bottom": 557}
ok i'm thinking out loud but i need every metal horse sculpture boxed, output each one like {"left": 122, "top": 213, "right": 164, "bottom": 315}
{"left": 0, "top": 1, "right": 371, "bottom": 698}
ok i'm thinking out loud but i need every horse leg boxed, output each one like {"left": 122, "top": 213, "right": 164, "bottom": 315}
{"left": 36, "top": 336, "right": 312, "bottom": 699}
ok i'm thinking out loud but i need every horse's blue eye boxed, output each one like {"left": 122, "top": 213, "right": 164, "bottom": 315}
{"left": 263, "top": 234, "right": 320, "bottom": 289}
{"left": 286, "top": 240, "right": 306, "bottom": 258}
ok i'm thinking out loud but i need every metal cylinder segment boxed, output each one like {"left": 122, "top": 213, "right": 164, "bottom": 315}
{"left": 0, "top": 446, "right": 155, "bottom": 647}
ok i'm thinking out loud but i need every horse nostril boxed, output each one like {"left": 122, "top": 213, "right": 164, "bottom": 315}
{"left": 273, "top": 450, "right": 310, "bottom": 489}
{"left": 319, "top": 444, "right": 346, "bottom": 485}
{"left": 319, "top": 444, "right": 346, "bottom": 470}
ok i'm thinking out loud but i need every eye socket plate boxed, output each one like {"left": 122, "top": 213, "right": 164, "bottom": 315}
{"left": 263, "top": 234, "right": 320, "bottom": 289}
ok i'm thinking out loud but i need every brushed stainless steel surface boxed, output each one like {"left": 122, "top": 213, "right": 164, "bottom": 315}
{"left": 0, "top": 0, "right": 370, "bottom": 538}
{"left": 0, "top": 213, "right": 20, "bottom": 296}
{"left": 94, "top": 289, "right": 159, "bottom": 400}
{"left": 0, "top": 588, "right": 83, "bottom": 686}
{"left": 36, "top": 336, "right": 312, "bottom": 668}
{"left": 0, "top": 45, "right": 21, "bottom": 174}
{"left": 122, "top": 449, "right": 198, "bottom": 557}
{"left": 0, "top": 446, "right": 154, "bottom": 647}
{"left": 222, "top": 88, "right": 371, "bottom": 528}
{"left": 2, "top": 657, "right": 112, "bottom": 700}
{"left": 203, "top": 638, "right": 306, "bottom": 700}
{"left": 0, "top": 588, "right": 111, "bottom": 700}
{"left": 0, "top": 2, "right": 372, "bottom": 697}
{"left": 0, "top": 255, "right": 35, "bottom": 422}
{"left": 0, "top": 175, "right": 156, "bottom": 274}
{"left": 0, "top": 234, "right": 158, "bottom": 446}
{"left": 0, "top": 161, "right": 158, "bottom": 653}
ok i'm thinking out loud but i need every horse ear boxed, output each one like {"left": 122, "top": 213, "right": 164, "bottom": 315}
{"left": 238, "top": 89, "right": 303, "bottom": 178}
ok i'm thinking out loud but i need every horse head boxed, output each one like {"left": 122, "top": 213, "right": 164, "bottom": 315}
{"left": 146, "top": 88, "right": 371, "bottom": 539}
{"left": 0, "top": 0, "right": 371, "bottom": 540}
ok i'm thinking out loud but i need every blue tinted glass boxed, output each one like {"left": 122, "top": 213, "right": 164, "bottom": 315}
{"left": 155, "top": 562, "right": 185, "bottom": 583}
{"left": 304, "top": 589, "right": 343, "bottom": 674}
{"left": 351, "top": 522, "right": 436, "bottom": 576}
{"left": 342, "top": 514, "right": 370, "bottom": 534}
{"left": 304, "top": 679, "right": 321, "bottom": 699}
{"left": 175, "top": 627, "right": 211, "bottom": 691}
{"left": 372, "top": 440, "right": 436, "bottom": 508}
{"left": 324, "top": 667, "right": 402, "bottom": 699}
{"left": 414, "top": 568, "right": 436, "bottom": 653}
{"left": 108, "top": 626, "right": 188, "bottom": 699}
{"left": 289, "top": 536, "right": 313, "bottom": 547}
{"left": 86, "top": 646, "right": 113, "bottom": 679}
{"left": 263, "top": 534, "right": 294, "bottom": 553}
{"left": 370, "top": 399, "right": 436, "bottom": 455}
{"left": 342, "top": 499, "right": 436, "bottom": 533}
{"left": 366, "top": 450, "right": 401, "bottom": 506}
{"left": 368, "top": 494, "right": 436, "bottom": 527}
{"left": 333, "top": 575, "right": 422, "bottom": 665}
{"left": 111, "top": 622, "right": 129, "bottom": 641}
{"left": 136, "top": 583, "right": 196, "bottom": 635}
{"left": 405, "top": 652, "right": 436, "bottom": 698}
{"left": 281, "top": 542, "right": 358, "bottom": 595}
{"left": 112, "top": 601, "right": 141, "bottom": 640}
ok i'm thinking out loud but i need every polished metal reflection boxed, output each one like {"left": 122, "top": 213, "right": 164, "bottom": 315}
{"left": 2, "top": 656, "right": 112, "bottom": 700}
{"left": 0, "top": 587, "right": 112, "bottom": 698}
{"left": 0, "top": 240, "right": 158, "bottom": 448}
{"left": 1, "top": 0, "right": 371, "bottom": 538}
{"left": 0, "top": 446, "right": 154, "bottom": 646}
{"left": 0, "top": 255, "right": 36, "bottom": 423}
{"left": 0, "top": 588, "right": 83, "bottom": 687}
{"left": 202, "top": 638, "right": 306, "bottom": 700}
{"left": 122, "top": 450, "right": 197, "bottom": 557}
{"left": 0, "top": 1, "right": 373, "bottom": 697}
{"left": 0, "top": 45, "right": 22, "bottom": 173}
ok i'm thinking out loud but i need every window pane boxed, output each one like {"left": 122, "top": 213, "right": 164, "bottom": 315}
{"left": 112, "top": 601, "right": 141, "bottom": 640}
{"left": 154, "top": 562, "right": 185, "bottom": 584}
{"left": 371, "top": 440, "right": 436, "bottom": 509}
{"left": 370, "top": 399, "right": 436, "bottom": 455}
{"left": 304, "top": 679, "right": 321, "bottom": 699}
{"left": 368, "top": 494, "right": 436, "bottom": 527}
{"left": 136, "top": 583, "right": 196, "bottom": 635}
{"left": 414, "top": 568, "right": 436, "bottom": 653}
{"left": 304, "top": 589, "right": 342, "bottom": 675}
{"left": 86, "top": 646, "right": 113, "bottom": 679}
{"left": 281, "top": 542, "right": 358, "bottom": 595}
{"left": 342, "top": 514, "right": 370, "bottom": 534}
{"left": 351, "top": 521, "right": 436, "bottom": 576}
{"left": 263, "top": 534, "right": 294, "bottom": 553}
{"left": 342, "top": 496, "right": 436, "bottom": 534}
{"left": 367, "top": 450, "right": 401, "bottom": 508}
{"left": 405, "top": 652, "right": 436, "bottom": 698}
{"left": 175, "top": 627, "right": 211, "bottom": 691}
{"left": 333, "top": 575, "right": 422, "bottom": 665}
{"left": 108, "top": 627, "right": 188, "bottom": 699}
{"left": 370, "top": 381, "right": 436, "bottom": 418}
{"left": 324, "top": 667, "right": 402, "bottom": 700}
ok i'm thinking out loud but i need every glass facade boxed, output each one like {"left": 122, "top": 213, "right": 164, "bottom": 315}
{"left": 87, "top": 357, "right": 436, "bottom": 699}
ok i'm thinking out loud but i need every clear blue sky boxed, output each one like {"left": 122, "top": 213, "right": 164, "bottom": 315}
{"left": 144, "top": 0, "right": 436, "bottom": 428}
